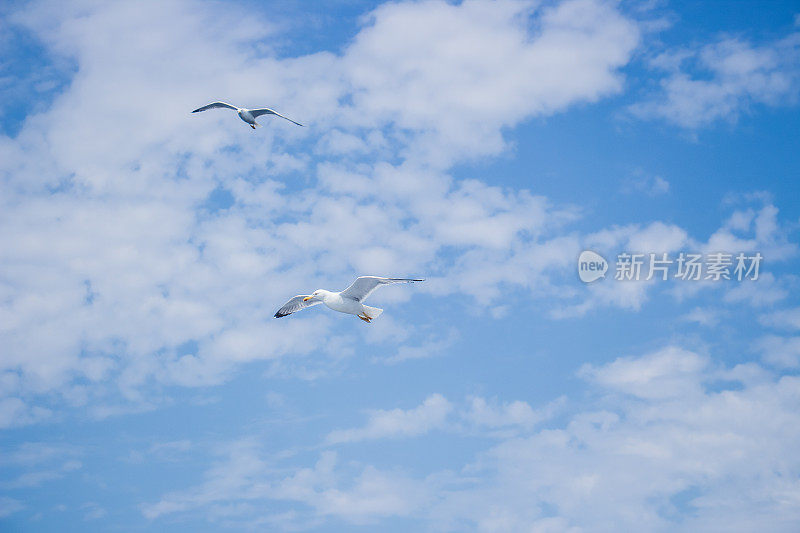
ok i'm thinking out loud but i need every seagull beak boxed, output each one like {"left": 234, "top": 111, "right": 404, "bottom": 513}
{"left": 303, "top": 296, "right": 312, "bottom": 302}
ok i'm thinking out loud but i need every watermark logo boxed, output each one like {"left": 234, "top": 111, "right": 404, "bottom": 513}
{"left": 614, "top": 252, "right": 762, "bottom": 281}
{"left": 578, "top": 251, "right": 763, "bottom": 283}
{"left": 578, "top": 250, "right": 608, "bottom": 283}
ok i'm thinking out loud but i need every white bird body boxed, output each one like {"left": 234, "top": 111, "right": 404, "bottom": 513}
{"left": 274, "top": 277, "right": 423, "bottom": 323}
{"left": 237, "top": 108, "right": 256, "bottom": 125}
{"left": 191, "top": 101, "right": 304, "bottom": 129}
{"left": 315, "top": 290, "right": 383, "bottom": 318}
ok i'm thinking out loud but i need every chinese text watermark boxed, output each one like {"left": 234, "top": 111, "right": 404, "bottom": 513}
{"left": 579, "top": 251, "right": 762, "bottom": 283}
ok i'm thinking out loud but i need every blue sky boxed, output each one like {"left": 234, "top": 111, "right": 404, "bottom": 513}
{"left": 1, "top": 0, "right": 800, "bottom": 531}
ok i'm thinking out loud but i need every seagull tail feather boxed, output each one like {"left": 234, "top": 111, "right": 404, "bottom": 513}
{"left": 362, "top": 305, "right": 383, "bottom": 319}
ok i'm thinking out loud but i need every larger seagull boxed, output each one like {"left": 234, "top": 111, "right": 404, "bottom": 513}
{"left": 191, "top": 101, "right": 304, "bottom": 129}
{"left": 275, "top": 276, "right": 424, "bottom": 323}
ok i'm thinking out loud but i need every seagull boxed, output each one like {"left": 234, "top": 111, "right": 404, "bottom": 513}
{"left": 274, "top": 276, "right": 424, "bottom": 323}
{"left": 191, "top": 101, "right": 304, "bottom": 129}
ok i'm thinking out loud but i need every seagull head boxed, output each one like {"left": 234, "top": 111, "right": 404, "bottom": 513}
{"left": 303, "top": 290, "right": 323, "bottom": 302}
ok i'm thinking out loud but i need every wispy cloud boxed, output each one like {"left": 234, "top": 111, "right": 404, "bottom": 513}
{"left": 632, "top": 30, "right": 800, "bottom": 128}
{"left": 143, "top": 345, "right": 800, "bottom": 530}
{"left": 0, "top": 0, "right": 645, "bottom": 423}
{"left": 621, "top": 170, "right": 670, "bottom": 196}
{"left": 325, "top": 394, "right": 452, "bottom": 444}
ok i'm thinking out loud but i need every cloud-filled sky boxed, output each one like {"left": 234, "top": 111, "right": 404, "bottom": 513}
{"left": 1, "top": 0, "right": 799, "bottom": 530}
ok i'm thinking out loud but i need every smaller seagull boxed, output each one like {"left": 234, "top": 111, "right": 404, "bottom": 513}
{"left": 191, "top": 101, "right": 304, "bottom": 129}
{"left": 275, "top": 276, "right": 424, "bottom": 323}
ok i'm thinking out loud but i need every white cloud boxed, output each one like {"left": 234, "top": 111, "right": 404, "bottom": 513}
{"left": 0, "top": 398, "right": 51, "bottom": 429}
{"left": 464, "top": 396, "right": 565, "bottom": 434}
{"left": 2, "top": 1, "right": 799, "bottom": 530}
{"left": 579, "top": 345, "right": 707, "bottom": 399}
{"left": 703, "top": 204, "right": 796, "bottom": 259}
{"left": 277, "top": 453, "right": 428, "bottom": 524}
{"left": 559, "top": 201, "right": 797, "bottom": 318}
{"left": 80, "top": 502, "right": 107, "bottom": 521}
{"left": 0, "top": 442, "right": 83, "bottom": 492}
{"left": 344, "top": 0, "right": 640, "bottom": 164}
{"left": 724, "top": 272, "right": 787, "bottom": 306}
{"left": 436, "top": 349, "right": 800, "bottom": 532}
{"left": 0, "top": 0, "right": 645, "bottom": 423}
{"left": 143, "top": 446, "right": 431, "bottom": 526}
{"left": 681, "top": 306, "right": 723, "bottom": 327}
{"left": 553, "top": 221, "right": 689, "bottom": 317}
{"left": 0, "top": 496, "right": 25, "bottom": 518}
{"left": 127, "top": 439, "right": 194, "bottom": 465}
{"left": 378, "top": 328, "right": 459, "bottom": 365}
{"left": 0, "top": 0, "right": 794, "bottom": 440}
{"left": 622, "top": 171, "right": 670, "bottom": 196}
{"left": 325, "top": 393, "right": 452, "bottom": 444}
{"left": 754, "top": 335, "right": 800, "bottom": 368}
{"left": 326, "top": 392, "right": 567, "bottom": 444}
{"left": 760, "top": 307, "right": 800, "bottom": 331}
{"left": 632, "top": 31, "right": 800, "bottom": 128}
{"left": 144, "top": 346, "right": 800, "bottom": 531}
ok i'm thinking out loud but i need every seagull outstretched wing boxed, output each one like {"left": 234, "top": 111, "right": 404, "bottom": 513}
{"left": 191, "top": 102, "right": 238, "bottom": 113}
{"left": 249, "top": 108, "right": 304, "bottom": 127}
{"left": 340, "top": 277, "right": 424, "bottom": 302}
{"left": 274, "top": 295, "right": 321, "bottom": 318}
